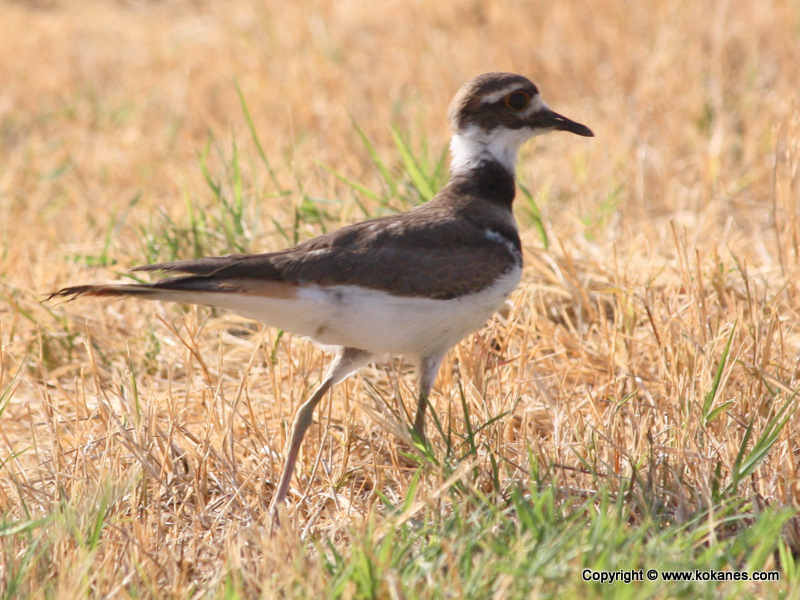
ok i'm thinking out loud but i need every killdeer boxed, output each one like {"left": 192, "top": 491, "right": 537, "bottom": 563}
{"left": 51, "top": 72, "right": 593, "bottom": 516}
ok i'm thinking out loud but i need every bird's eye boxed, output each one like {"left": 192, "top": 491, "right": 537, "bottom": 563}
{"left": 505, "top": 91, "right": 531, "bottom": 111}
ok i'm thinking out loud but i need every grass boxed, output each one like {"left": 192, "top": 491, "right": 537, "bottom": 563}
{"left": 2, "top": 0, "right": 800, "bottom": 598}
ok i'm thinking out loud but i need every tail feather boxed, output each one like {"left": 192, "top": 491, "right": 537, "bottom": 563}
{"left": 48, "top": 275, "right": 298, "bottom": 304}
{"left": 48, "top": 284, "right": 163, "bottom": 301}
{"left": 48, "top": 274, "right": 305, "bottom": 334}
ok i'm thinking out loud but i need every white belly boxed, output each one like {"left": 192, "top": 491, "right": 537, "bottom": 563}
{"left": 208, "top": 266, "right": 522, "bottom": 359}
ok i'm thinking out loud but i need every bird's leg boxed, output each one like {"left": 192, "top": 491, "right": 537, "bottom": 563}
{"left": 269, "top": 347, "right": 371, "bottom": 519}
{"left": 412, "top": 392, "right": 428, "bottom": 439}
{"left": 269, "top": 377, "right": 333, "bottom": 514}
{"left": 412, "top": 353, "right": 445, "bottom": 442}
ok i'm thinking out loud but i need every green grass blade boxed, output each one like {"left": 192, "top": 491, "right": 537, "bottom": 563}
{"left": 318, "top": 162, "right": 381, "bottom": 202}
{"left": 390, "top": 126, "right": 435, "bottom": 202}
{"left": 235, "top": 79, "right": 284, "bottom": 193}
{"left": 351, "top": 116, "right": 399, "bottom": 201}
{"left": 727, "top": 392, "right": 796, "bottom": 494}
{"left": 702, "top": 322, "right": 737, "bottom": 425}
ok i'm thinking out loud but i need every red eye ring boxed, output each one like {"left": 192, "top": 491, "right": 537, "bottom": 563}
{"left": 505, "top": 91, "right": 531, "bottom": 111}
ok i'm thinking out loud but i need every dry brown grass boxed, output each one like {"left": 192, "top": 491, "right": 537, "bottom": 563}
{"left": 2, "top": 0, "right": 800, "bottom": 597}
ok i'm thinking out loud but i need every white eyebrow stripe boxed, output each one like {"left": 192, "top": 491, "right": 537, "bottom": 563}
{"left": 522, "top": 97, "right": 546, "bottom": 116}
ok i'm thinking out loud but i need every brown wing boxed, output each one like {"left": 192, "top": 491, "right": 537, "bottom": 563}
{"left": 125, "top": 207, "right": 520, "bottom": 300}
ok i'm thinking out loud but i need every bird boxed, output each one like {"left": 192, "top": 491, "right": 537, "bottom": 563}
{"left": 50, "top": 72, "right": 593, "bottom": 516}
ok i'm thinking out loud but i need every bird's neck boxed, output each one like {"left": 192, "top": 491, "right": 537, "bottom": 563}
{"left": 449, "top": 126, "right": 531, "bottom": 176}
{"left": 446, "top": 128, "right": 522, "bottom": 208}
{"left": 445, "top": 154, "right": 517, "bottom": 209}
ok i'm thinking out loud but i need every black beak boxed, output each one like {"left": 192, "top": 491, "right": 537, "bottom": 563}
{"left": 538, "top": 108, "right": 594, "bottom": 137}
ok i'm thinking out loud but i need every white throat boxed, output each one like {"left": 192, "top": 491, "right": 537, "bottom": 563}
{"left": 449, "top": 125, "right": 533, "bottom": 175}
